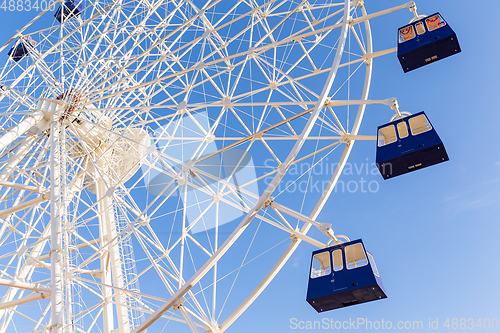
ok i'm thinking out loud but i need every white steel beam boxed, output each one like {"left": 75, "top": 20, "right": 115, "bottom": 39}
{"left": 0, "top": 279, "right": 51, "bottom": 293}
{"left": 0, "top": 292, "right": 51, "bottom": 311}
{"left": 50, "top": 118, "right": 63, "bottom": 333}
{"left": 0, "top": 194, "right": 50, "bottom": 218}
{"left": 349, "top": 2, "right": 414, "bottom": 26}
{"left": 0, "top": 135, "right": 37, "bottom": 182}
{"left": 96, "top": 177, "right": 130, "bottom": 333}
{"left": 0, "top": 111, "right": 44, "bottom": 152}
{"left": 344, "top": 134, "right": 377, "bottom": 141}
{"left": 191, "top": 98, "right": 393, "bottom": 109}
{"left": 270, "top": 202, "right": 324, "bottom": 231}
{"left": 0, "top": 181, "right": 47, "bottom": 194}
{"left": 36, "top": 238, "right": 100, "bottom": 262}
{"left": 339, "top": 47, "right": 397, "bottom": 69}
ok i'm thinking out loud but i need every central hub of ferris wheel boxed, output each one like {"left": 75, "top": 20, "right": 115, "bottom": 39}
{"left": 35, "top": 90, "right": 112, "bottom": 154}
{"left": 56, "top": 89, "right": 82, "bottom": 121}
{"left": 35, "top": 92, "right": 150, "bottom": 193}
{"left": 35, "top": 89, "right": 85, "bottom": 123}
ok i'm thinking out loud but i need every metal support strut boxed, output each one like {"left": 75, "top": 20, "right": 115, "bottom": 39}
{"left": 269, "top": 201, "right": 338, "bottom": 244}
{"left": 408, "top": 1, "right": 418, "bottom": 19}
{"left": 385, "top": 98, "right": 412, "bottom": 122}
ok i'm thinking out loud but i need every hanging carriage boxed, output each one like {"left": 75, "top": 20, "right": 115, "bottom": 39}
{"left": 7, "top": 37, "right": 36, "bottom": 62}
{"left": 397, "top": 13, "right": 461, "bottom": 73}
{"left": 306, "top": 239, "right": 386, "bottom": 312}
{"left": 55, "top": 0, "right": 84, "bottom": 23}
{"left": 376, "top": 111, "right": 449, "bottom": 179}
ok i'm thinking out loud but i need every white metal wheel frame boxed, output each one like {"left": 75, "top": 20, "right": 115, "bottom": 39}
{"left": 0, "top": 0, "right": 414, "bottom": 332}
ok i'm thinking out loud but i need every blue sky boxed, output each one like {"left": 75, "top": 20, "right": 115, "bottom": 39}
{"left": 1, "top": 0, "right": 499, "bottom": 332}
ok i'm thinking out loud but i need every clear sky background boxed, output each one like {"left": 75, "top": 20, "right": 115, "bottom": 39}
{"left": 1, "top": 0, "right": 499, "bottom": 332}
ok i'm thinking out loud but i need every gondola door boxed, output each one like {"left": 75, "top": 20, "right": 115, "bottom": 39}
{"left": 396, "top": 121, "right": 414, "bottom": 155}
{"left": 331, "top": 249, "right": 346, "bottom": 292}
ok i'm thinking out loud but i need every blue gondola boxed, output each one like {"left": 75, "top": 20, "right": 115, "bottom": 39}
{"left": 306, "top": 239, "right": 386, "bottom": 312}
{"left": 55, "top": 0, "right": 83, "bottom": 23}
{"left": 376, "top": 111, "right": 448, "bottom": 179}
{"left": 7, "top": 37, "right": 36, "bottom": 62}
{"left": 397, "top": 12, "right": 461, "bottom": 73}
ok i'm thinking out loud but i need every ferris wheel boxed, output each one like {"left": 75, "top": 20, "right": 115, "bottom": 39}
{"left": 0, "top": 0, "right": 443, "bottom": 332}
